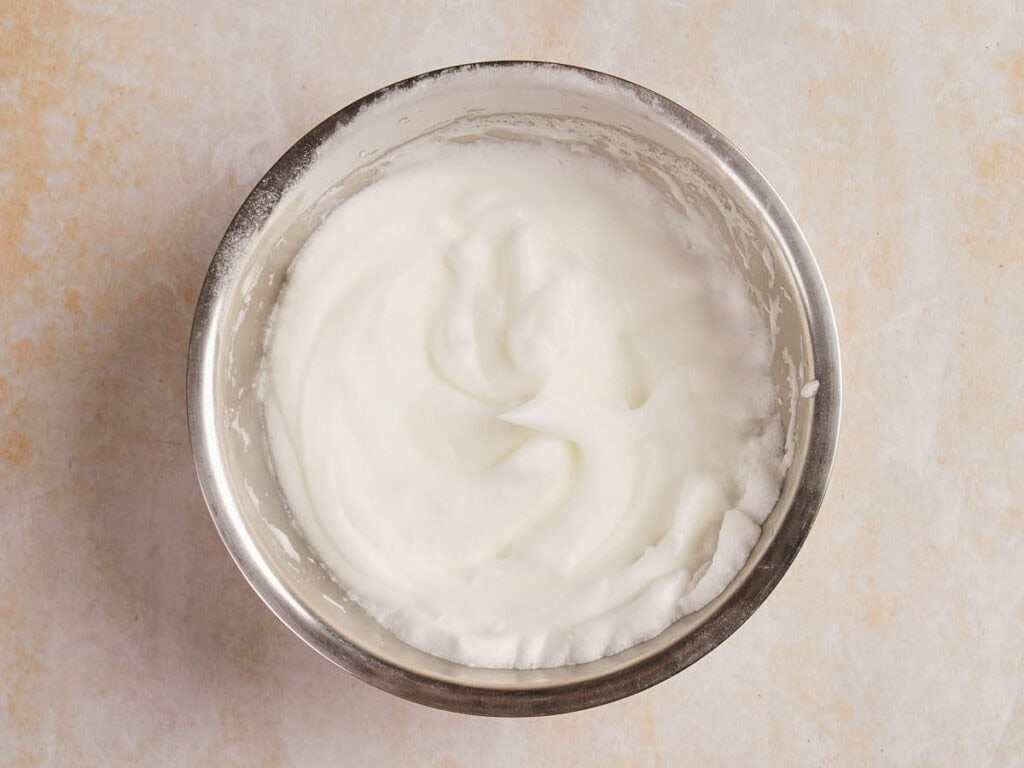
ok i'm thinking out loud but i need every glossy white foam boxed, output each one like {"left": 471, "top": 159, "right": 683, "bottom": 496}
{"left": 262, "top": 141, "right": 784, "bottom": 668}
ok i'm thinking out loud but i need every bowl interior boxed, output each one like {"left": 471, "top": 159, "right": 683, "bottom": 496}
{"left": 188, "top": 63, "right": 839, "bottom": 715}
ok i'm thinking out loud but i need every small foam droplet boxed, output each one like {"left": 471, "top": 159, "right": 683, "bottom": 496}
{"left": 801, "top": 379, "right": 820, "bottom": 398}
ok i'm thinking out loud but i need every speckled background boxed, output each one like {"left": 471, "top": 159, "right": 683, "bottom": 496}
{"left": 2, "top": 2, "right": 1022, "bottom": 765}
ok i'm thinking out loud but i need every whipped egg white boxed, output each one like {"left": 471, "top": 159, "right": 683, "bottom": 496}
{"left": 262, "top": 141, "right": 784, "bottom": 669}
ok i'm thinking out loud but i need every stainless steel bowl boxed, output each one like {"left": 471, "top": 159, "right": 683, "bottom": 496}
{"left": 187, "top": 61, "right": 841, "bottom": 716}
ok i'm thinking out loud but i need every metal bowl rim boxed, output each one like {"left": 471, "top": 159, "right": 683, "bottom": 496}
{"left": 186, "top": 60, "right": 842, "bottom": 717}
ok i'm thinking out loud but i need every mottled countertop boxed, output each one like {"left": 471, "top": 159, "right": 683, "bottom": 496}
{"left": 2, "top": 2, "right": 1022, "bottom": 765}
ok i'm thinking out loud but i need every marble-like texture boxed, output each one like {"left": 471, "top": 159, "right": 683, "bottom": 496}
{"left": 1, "top": 1, "right": 1022, "bottom": 764}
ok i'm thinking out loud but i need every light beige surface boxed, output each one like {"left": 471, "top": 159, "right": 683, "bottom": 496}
{"left": 2, "top": 1, "right": 1022, "bottom": 765}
